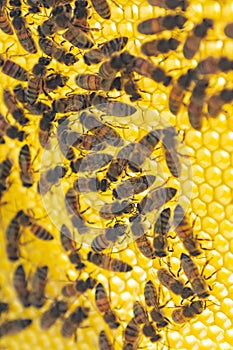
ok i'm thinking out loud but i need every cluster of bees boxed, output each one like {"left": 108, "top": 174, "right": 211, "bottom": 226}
{"left": 0, "top": 0, "right": 226, "bottom": 348}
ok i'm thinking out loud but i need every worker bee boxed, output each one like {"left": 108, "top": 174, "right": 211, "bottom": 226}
{"left": 75, "top": 74, "right": 102, "bottom": 91}
{"left": 71, "top": 0, "right": 89, "bottom": 29}
{"left": 13, "top": 264, "right": 30, "bottom": 307}
{"left": 90, "top": 0, "right": 110, "bottom": 19}
{"left": 135, "top": 234, "right": 156, "bottom": 259}
{"left": 29, "top": 265, "right": 48, "bottom": 308}
{"left": 147, "top": 0, "right": 187, "bottom": 10}
{"left": 0, "top": 113, "right": 22, "bottom": 142}
{"left": 38, "top": 115, "right": 54, "bottom": 149}
{"left": 123, "top": 76, "right": 142, "bottom": 102}
{"left": 153, "top": 208, "right": 171, "bottom": 257}
{"left": 44, "top": 73, "right": 69, "bottom": 92}
{"left": 0, "top": 158, "right": 13, "bottom": 199}
{"left": 0, "top": 56, "right": 28, "bottom": 81}
{"left": 113, "top": 175, "right": 156, "bottom": 200}
{"left": 87, "top": 251, "right": 132, "bottom": 272}
{"left": 71, "top": 153, "right": 113, "bottom": 173}
{"left": 180, "top": 253, "right": 210, "bottom": 299}
{"left": 137, "top": 15, "right": 187, "bottom": 35}
{"left": 5, "top": 212, "right": 21, "bottom": 261}
{"left": 171, "top": 300, "right": 204, "bottom": 324}
{"left": 52, "top": 93, "right": 91, "bottom": 113}
{"left": 60, "top": 224, "right": 86, "bottom": 270}
{"left": 195, "top": 56, "right": 233, "bottom": 75}
{"left": 162, "top": 127, "right": 181, "bottom": 178}
{"left": 183, "top": 18, "right": 213, "bottom": 59}
{"left": 3, "top": 89, "right": 29, "bottom": 126}
{"left": 142, "top": 322, "right": 161, "bottom": 343}
{"left": 99, "top": 199, "right": 136, "bottom": 220}
{"left": 138, "top": 187, "right": 177, "bottom": 215}
{"left": 91, "top": 224, "right": 126, "bottom": 252}
{"left": 207, "top": 88, "right": 233, "bottom": 117}
{"left": 95, "top": 283, "right": 120, "bottom": 329}
{"left": 99, "top": 330, "right": 113, "bottom": 350}
{"left": 141, "top": 38, "right": 180, "bottom": 57}
{"left": 10, "top": 8, "right": 37, "bottom": 53}
{"left": 62, "top": 276, "right": 96, "bottom": 297}
{"left": 123, "top": 318, "right": 140, "bottom": 348}
{"left": 29, "top": 223, "right": 54, "bottom": 241}
{"left": 65, "top": 188, "right": 88, "bottom": 234}
{"left": 62, "top": 23, "right": 94, "bottom": 49}
{"left": 133, "top": 301, "right": 149, "bottom": 325}
{"left": 38, "top": 166, "right": 67, "bottom": 195}
{"left": 92, "top": 94, "right": 137, "bottom": 117}
{"left": 40, "top": 301, "right": 68, "bottom": 330}
{"left": 188, "top": 79, "right": 208, "bottom": 130}
{"left": 38, "top": 5, "right": 70, "bottom": 37}
{"left": 61, "top": 306, "right": 89, "bottom": 338}
{"left": 80, "top": 111, "right": 123, "bottom": 147}
{"left": 157, "top": 267, "right": 193, "bottom": 299}
{"left": 84, "top": 37, "right": 128, "bottom": 65}
{"left": 38, "top": 37, "right": 77, "bottom": 66}
{"left": 169, "top": 69, "right": 195, "bottom": 115}
{"left": 144, "top": 280, "right": 169, "bottom": 328}
{"left": 173, "top": 204, "right": 201, "bottom": 256}
{"left": 98, "top": 60, "right": 118, "bottom": 79}
{"left": 0, "top": 4, "right": 13, "bottom": 35}
{"left": 18, "top": 144, "right": 34, "bottom": 188}
{"left": 0, "top": 319, "right": 32, "bottom": 338}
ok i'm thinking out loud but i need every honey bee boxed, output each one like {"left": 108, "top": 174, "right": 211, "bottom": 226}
{"left": 38, "top": 115, "right": 54, "bottom": 149}
{"left": 0, "top": 302, "right": 9, "bottom": 316}
{"left": 133, "top": 301, "right": 149, "bottom": 325}
{"left": 207, "top": 88, "right": 233, "bottom": 117}
{"left": 3, "top": 89, "right": 29, "bottom": 126}
{"left": 123, "top": 318, "right": 140, "bottom": 348}
{"left": 169, "top": 69, "right": 195, "bottom": 115}
{"left": 188, "top": 79, "right": 209, "bottom": 130}
{"left": 147, "top": 0, "right": 187, "bottom": 10}
{"left": 38, "top": 5, "right": 70, "bottom": 37}
{"left": 195, "top": 56, "right": 233, "bottom": 75}
{"left": 180, "top": 253, "right": 210, "bottom": 299}
{"left": 0, "top": 3, "right": 13, "bottom": 35}
{"left": 5, "top": 213, "right": 20, "bottom": 261}
{"left": 137, "top": 15, "right": 187, "bottom": 35}
{"left": 91, "top": 224, "right": 126, "bottom": 252}
{"left": 171, "top": 300, "right": 204, "bottom": 324}
{"left": 71, "top": 153, "right": 113, "bottom": 173}
{"left": 61, "top": 306, "right": 89, "bottom": 338}
{"left": 62, "top": 23, "right": 94, "bottom": 49}
{"left": 40, "top": 301, "right": 68, "bottom": 330}
{"left": 173, "top": 204, "right": 201, "bottom": 256}
{"left": 74, "top": 177, "right": 109, "bottom": 194}
{"left": 62, "top": 276, "right": 96, "bottom": 297}
{"left": 99, "top": 330, "right": 113, "bottom": 350}
{"left": 162, "top": 127, "right": 181, "bottom": 178}
{"left": 90, "top": 0, "right": 110, "bottom": 19}
{"left": 18, "top": 144, "right": 34, "bottom": 188}
{"left": 84, "top": 36, "right": 128, "bottom": 65}
{"left": 29, "top": 223, "right": 54, "bottom": 241}
{"left": 38, "top": 37, "right": 77, "bottom": 66}
{"left": 0, "top": 113, "right": 22, "bottom": 142}
{"left": 29, "top": 265, "right": 48, "bottom": 308}
{"left": 0, "top": 319, "right": 32, "bottom": 338}
{"left": 0, "top": 56, "right": 28, "bottom": 81}
{"left": 144, "top": 280, "right": 169, "bottom": 328}
{"left": 95, "top": 283, "right": 120, "bottom": 329}
{"left": 75, "top": 74, "right": 102, "bottom": 91}
{"left": 99, "top": 199, "right": 135, "bottom": 220}
{"left": 135, "top": 234, "right": 156, "bottom": 260}
{"left": 13, "top": 264, "right": 30, "bottom": 307}
{"left": 44, "top": 73, "right": 69, "bottom": 91}
{"left": 52, "top": 93, "right": 91, "bottom": 113}
{"left": 224, "top": 22, "right": 233, "bottom": 39}
{"left": 38, "top": 166, "right": 67, "bottom": 195}
{"left": 92, "top": 94, "right": 137, "bottom": 117}
{"left": 141, "top": 38, "right": 180, "bottom": 57}
{"left": 153, "top": 208, "right": 171, "bottom": 258}
{"left": 87, "top": 251, "right": 132, "bottom": 272}
{"left": 183, "top": 19, "right": 213, "bottom": 59}
{"left": 138, "top": 187, "right": 177, "bottom": 215}
{"left": 123, "top": 77, "right": 142, "bottom": 102}
{"left": 72, "top": 0, "right": 89, "bottom": 29}
{"left": 113, "top": 175, "right": 156, "bottom": 200}
{"left": 60, "top": 224, "right": 86, "bottom": 270}
{"left": 10, "top": 8, "right": 37, "bottom": 53}
{"left": 65, "top": 188, "right": 87, "bottom": 234}
{"left": 0, "top": 158, "right": 13, "bottom": 199}
{"left": 142, "top": 322, "right": 161, "bottom": 343}
{"left": 99, "top": 60, "right": 117, "bottom": 79}
{"left": 80, "top": 111, "right": 124, "bottom": 147}
{"left": 157, "top": 267, "right": 193, "bottom": 299}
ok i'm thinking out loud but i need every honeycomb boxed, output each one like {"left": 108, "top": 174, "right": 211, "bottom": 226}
{"left": 0, "top": 0, "right": 233, "bottom": 349}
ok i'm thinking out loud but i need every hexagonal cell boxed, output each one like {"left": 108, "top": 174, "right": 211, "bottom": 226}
{"left": 199, "top": 183, "right": 214, "bottom": 203}
{"left": 215, "top": 185, "right": 232, "bottom": 205}
{"left": 220, "top": 132, "right": 233, "bottom": 152}
{"left": 213, "top": 150, "right": 231, "bottom": 170}
{"left": 208, "top": 201, "right": 225, "bottom": 221}
{"left": 205, "top": 166, "right": 222, "bottom": 187}
{"left": 203, "top": 131, "right": 220, "bottom": 151}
